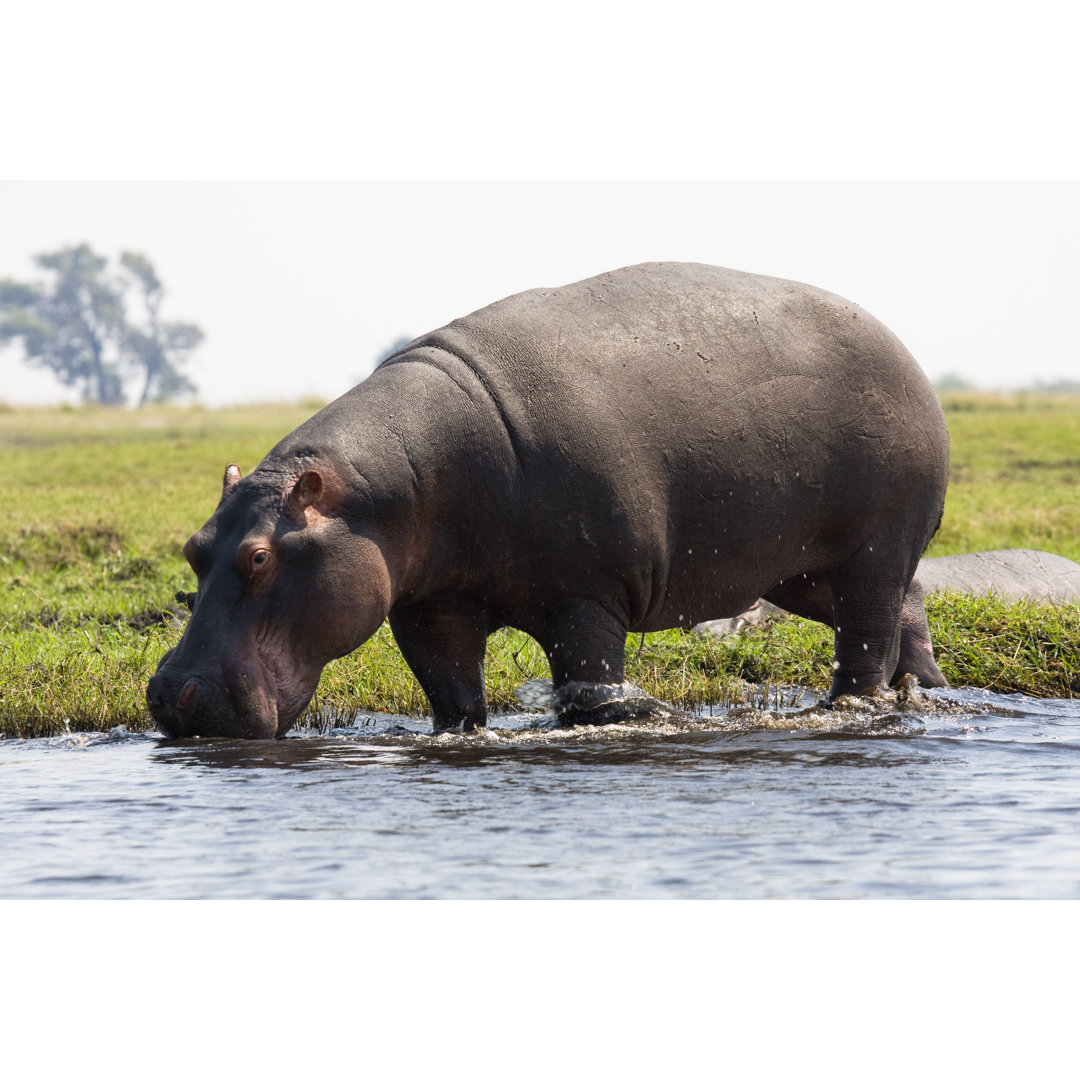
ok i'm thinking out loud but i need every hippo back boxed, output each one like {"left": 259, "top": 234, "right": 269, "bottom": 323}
{"left": 378, "top": 261, "right": 949, "bottom": 630}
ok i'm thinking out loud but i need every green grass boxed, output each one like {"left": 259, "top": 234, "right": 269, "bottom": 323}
{"left": 2, "top": 392, "right": 1079, "bottom": 737}
{"left": 931, "top": 391, "right": 1080, "bottom": 561}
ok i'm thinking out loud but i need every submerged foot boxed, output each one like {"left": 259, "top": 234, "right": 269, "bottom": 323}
{"left": 515, "top": 678, "right": 679, "bottom": 726}
{"left": 826, "top": 672, "right": 932, "bottom": 714}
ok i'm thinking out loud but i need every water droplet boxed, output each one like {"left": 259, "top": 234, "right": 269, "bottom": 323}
{"left": 862, "top": 643, "right": 868, "bottom": 651}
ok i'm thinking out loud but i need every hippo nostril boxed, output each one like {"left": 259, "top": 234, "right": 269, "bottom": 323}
{"left": 178, "top": 679, "right": 199, "bottom": 711}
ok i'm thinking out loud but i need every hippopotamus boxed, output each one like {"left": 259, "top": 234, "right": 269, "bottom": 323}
{"left": 694, "top": 599, "right": 783, "bottom": 638}
{"left": 696, "top": 549, "right": 1080, "bottom": 638}
{"left": 915, "top": 549, "right": 1080, "bottom": 603}
{"left": 147, "top": 261, "right": 950, "bottom": 738}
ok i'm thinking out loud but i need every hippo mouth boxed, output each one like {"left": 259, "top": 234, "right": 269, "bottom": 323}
{"left": 253, "top": 635, "right": 320, "bottom": 736}
{"left": 148, "top": 637, "right": 319, "bottom": 740}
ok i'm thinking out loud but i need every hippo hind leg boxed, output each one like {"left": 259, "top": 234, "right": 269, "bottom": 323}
{"left": 896, "top": 577, "right": 947, "bottom": 688}
{"left": 765, "top": 572, "right": 898, "bottom": 697}
{"left": 765, "top": 566, "right": 945, "bottom": 695}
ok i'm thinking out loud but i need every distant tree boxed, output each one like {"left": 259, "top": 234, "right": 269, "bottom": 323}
{"left": 119, "top": 251, "right": 204, "bottom": 404}
{"left": 1029, "top": 378, "right": 1080, "bottom": 394}
{"left": 353, "top": 336, "right": 415, "bottom": 384}
{"left": 0, "top": 244, "right": 126, "bottom": 404}
{"left": 376, "top": 336, "right": 415, "bottom": 366}
{"left": 933, "top": 372, "right": 977, "bottom": 392}
{"left": 0, "top": 244, "right": 203, "bottom": 406}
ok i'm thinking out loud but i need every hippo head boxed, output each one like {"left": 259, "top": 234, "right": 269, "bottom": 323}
{"left": 147, "top": 461, "right": 393, "bottom": 739}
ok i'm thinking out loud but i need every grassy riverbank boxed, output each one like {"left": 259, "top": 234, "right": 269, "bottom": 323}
{"left": 2, "top": 392, "right": 1079, "bottom": 737}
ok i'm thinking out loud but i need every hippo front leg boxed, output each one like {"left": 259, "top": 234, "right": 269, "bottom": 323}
{"left": 389, "top": 600, "right": 491, "bottom": 734}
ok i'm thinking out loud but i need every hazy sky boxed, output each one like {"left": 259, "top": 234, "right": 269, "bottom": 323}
{"left": 2, "top": 3, "right": 1078, "bottom": 407}
{"left": 2, "top": 180, "right": 1078, "bottom": 406}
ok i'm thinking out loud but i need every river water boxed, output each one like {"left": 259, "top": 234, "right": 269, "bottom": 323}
{"left": 2, "top": 687, "right": 1079, "bottom": 899}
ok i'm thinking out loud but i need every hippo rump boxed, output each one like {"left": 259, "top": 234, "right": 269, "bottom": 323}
{"left": 147, "top": 262, "right": 950, "bottom": 739}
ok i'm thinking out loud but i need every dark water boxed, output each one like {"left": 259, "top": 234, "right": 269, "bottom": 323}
{"left": 3, "top": 687, "right": 1080, "bottom": 899}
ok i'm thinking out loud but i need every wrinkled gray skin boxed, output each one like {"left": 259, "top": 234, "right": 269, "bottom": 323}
{"left": 698, "top": 549, "right": 1080, "bottom": 639}
{"left": 147, "top": 262, "right": 950, "bottom": 739}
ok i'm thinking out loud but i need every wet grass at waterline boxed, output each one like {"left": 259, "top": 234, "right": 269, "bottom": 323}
{"left": 2, "top": 395, "right": 1079, "bottom": 738}
{"left": 4, "top": 596, "right": 1078, "bottom": 738}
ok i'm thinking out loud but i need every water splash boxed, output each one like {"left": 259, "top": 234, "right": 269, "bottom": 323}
{"left": 515, "top": 677, "right": 686, "bottom": 725}
{"left": 507, "top": 673, "right": 976, "bottom": 741}
{"left": 41, "top": 724, "right": 156, "bottom": 750}
{"left": 292, "top": 676, "right": 987, "bottom": 748}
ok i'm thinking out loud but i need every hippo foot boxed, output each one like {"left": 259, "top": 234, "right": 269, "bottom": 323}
{"left": 515, "top": 678, "right": 675, "bottom": 726}
{"left": 432, "top": 717, "right": 487, "bottom": 736}
{"left": 827, "top": 673, "right": 932, "bottom": 715}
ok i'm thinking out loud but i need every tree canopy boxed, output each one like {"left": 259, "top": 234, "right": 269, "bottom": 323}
{"left": 0, "top": 244, "right": 203, "bottom": 405}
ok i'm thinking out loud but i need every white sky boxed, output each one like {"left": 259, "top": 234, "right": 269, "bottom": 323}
{"left": 2, "top": 3, "right": 1078, "bottom": 406}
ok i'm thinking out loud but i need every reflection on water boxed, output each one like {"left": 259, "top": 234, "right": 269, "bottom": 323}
{"left": 2, "top": 687, "right": 1080, "bottom": 898}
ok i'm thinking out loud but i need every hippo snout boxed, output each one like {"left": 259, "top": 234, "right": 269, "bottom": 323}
{"left": 146, "top": 667, "right": 202, "bottom": 738}
{"left": 147, "top": 663, "right": 280, "bottom": 740}
{"left": 146, "top": 668, "right": 177, "bottom": 728}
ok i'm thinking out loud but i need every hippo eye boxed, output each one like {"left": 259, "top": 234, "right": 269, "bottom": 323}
{"left": 250, "top": 549, "right": 271, "bottom": 571}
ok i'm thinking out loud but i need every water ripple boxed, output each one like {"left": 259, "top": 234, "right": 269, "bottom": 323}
{"left": 2, "top": 687, "right": 1079, "bottom": 898}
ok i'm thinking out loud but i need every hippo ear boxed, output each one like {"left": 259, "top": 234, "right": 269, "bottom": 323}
{"left": 289, "top": 470, "right": 325, "bottom": 514}
{"left": 223, "top": 463, "right": 242, "bottom": 494}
